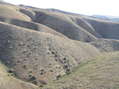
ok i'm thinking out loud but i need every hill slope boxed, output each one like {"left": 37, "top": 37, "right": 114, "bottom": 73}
{"left": 0, "top": 22, "right": 100, "bottom": 86}
{"left": 0, "top": 4, "right": 31, "bottom": 21}
{"left": 0, "top": 1, "right": 119, "bottom": 89}
{"left": 44, "top": 52, "right": 119, "bottom": 89}
{"left": 0, "top": 61, "right": 39, "bottom": 89}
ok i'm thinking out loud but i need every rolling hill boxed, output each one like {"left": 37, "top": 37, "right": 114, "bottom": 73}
{"left": 0, "top": 1, "right": 119, "bottom": 89}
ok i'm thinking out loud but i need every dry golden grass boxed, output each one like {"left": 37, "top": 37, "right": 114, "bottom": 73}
{"left": 0, "top": 4, "right": 31, "bottom": 21}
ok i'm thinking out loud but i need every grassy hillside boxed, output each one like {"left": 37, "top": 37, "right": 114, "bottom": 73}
{"left": 0, "top": 21, "right": 100, "bottom": 86}
{"left": 91, "top": 39, "right": 119, "bottom": 52}
{"left": 33, "top": 10, "right": 97, "bottom": 42}
{"left": 0, "top": 16, "right": 67, "bottom": 38}
{"left": 0, "top": 4, "right": 31, "bottom": 21}
{"left": 0, "top": 61, "right": 39, "bottom": 89}
{"left": 44, "top": 52, "right": 119, "bottom": 89}
{"left": 84, "top": 16, "right": 119, "bottom": 40}
{"left": 0, "top": 2, "right": 119, "bottom": 89}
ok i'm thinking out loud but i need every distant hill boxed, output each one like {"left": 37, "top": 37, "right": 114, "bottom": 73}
{"left": 92, "top": 15, "right": 119, "bottom": 22}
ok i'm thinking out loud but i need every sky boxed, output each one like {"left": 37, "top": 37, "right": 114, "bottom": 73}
{"left": 4, "top": 0, "right": 119, "bottom": 16}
